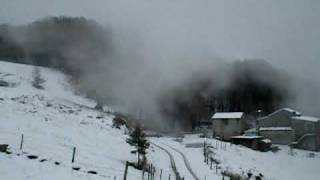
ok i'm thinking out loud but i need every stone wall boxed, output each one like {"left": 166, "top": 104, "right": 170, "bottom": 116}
{"left": 213, "top": 118, "right": 243, "bottom": 140}
{"left": 259, "top": 129, "right": 295, "bottom": 145}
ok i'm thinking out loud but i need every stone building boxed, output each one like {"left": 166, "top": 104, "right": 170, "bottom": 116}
{"left": 212, "top": 112, "right": 245, "bottom": 140}
{"left": 258, "top": 108, "right": 320, "bottom": 151}
{"left": 291, "top": 116, "right": 320, "bottom": 151}
{"left": 259, "top": 127, "right": 295, "bottom": 145}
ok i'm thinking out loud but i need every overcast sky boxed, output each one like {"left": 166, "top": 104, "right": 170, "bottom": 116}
{"left": 1, "top": 0, "right": 319, "bottom": 81}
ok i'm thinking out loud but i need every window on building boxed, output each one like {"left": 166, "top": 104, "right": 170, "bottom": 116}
{"left": 224, "top": 119, "right": 229, "bottom": 125}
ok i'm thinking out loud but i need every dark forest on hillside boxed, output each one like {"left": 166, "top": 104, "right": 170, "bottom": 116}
{"left": 0, "top": 16, "right": 111, "bottom": 77}
{"left": 159, "top": 60, "right": 292, "bottom": 129}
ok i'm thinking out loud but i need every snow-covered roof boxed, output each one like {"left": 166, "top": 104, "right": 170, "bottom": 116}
{"left": 211, "top": 112, "right": 244, "bottom": 119}
{"left": 259, "top": 127, "right": 292, "bottom": 131}
{"left": 258, "top": 108, "right": 301, "bottom": 121}
{"left": 245, "top": 128, "right": 257, "bottom": 133}
{"left": 282, "top": 108, "right": 296, "bottom": 113}
{"left": 292, "top": 116, "right": 320, "bottom": 122}
{"left": 261, "top": 139, "right": 272, "bottom": 143}
{"left": 273, "top": 108, "right": 301, "bottom": 115}
{"left": 231, "top": 135, "right": 263, "bottom": 139}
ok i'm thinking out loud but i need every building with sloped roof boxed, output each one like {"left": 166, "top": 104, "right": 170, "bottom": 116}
{"left": 211, "top": 112, "right": 245, "bottom": 140}
{"left": 258, "top": 108, "right": 320, "bottom": 151}
{"left": 291, "top": 116, "right": 320, "bottom": 151}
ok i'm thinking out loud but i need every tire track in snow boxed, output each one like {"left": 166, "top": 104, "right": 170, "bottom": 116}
{"left": 151, "top": 142, "right": 181, "bottom": 180}
{"left": 164, "top": 144, "right": 200, "bottom": 180}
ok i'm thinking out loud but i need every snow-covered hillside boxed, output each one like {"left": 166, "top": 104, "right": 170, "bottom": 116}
{"left": 1, "top": 61, "right": 319, "bottom": 180}
{"left": 0, "top": 61, "right": 146, "bottom": 180}
{"left": 151, "top": 135, "right": 320, "bottom": 180}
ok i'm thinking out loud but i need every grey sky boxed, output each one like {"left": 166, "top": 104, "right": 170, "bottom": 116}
{"left": 1, "top": 0, "right": 319, "bottom": 116}
{"left": 1, "top": 0, "right": 319, "bottom": 79}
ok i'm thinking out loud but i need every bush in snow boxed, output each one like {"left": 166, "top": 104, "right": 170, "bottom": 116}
{"left": 32, "top": 67, "right": 45, "bottom": 89}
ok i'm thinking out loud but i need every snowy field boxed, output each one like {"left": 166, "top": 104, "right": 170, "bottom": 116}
{"left": 0, "top": 61, "right": 148, "bottom": 180}
{"left": 151, "top": 135, "right": 320, "bottom": 180}
{"left": 0, "top": 61, "right": 319, "bottom": 180}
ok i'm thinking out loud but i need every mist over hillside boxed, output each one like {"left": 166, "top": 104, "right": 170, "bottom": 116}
{"left": 0, "top": 16, "right": 112, "bottom": 77}
{"left": 0, "top": 17, "right": 296, "bottom": 130}
{"left": 1, "top": 1, "right": 320, "bottom": 180}
{"left": 1, "top": 0, "right": 320, "bottom": 130}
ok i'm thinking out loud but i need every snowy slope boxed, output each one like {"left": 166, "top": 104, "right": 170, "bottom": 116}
{"left": 1, "top": 61, "right": 319, "bottom": 180}
{"left": 151, "top": 135, "right": 320, "bottom": 180}
{"left": 0, "top": 61, "right": 148, "bottom": 180}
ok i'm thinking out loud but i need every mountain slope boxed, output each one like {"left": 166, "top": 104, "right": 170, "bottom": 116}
{"left": 0, "top": 61, "right": 143, "bottom": 180}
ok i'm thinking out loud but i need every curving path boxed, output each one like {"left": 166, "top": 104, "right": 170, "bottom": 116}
{"left": 151, "top": 142, "right": 181, "bottom": 180}
{"left": 164, "top": 144, "right": 200, "bottom": 180}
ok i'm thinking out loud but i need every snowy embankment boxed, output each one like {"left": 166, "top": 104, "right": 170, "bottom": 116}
{"left": 151, "top": 135, "right": 320, "bottom": 180}
{"left": 0, "top": 61, "right": 150, "bottom": 180}
{"left": 1, "top": 60, "right": 319, "bottom": 180}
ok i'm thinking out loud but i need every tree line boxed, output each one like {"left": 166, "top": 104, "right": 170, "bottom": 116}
{"left": 158, "top": 60, "right": 292, "bottom": 130}
{"left": 0, "top": 16, "right": 112, "bottom": 77}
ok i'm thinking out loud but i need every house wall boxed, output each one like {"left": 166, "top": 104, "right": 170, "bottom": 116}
{"left": 259, "top": 130, "right": 295, "bottom": 145}
{"left": 258, "top": 108, "right": 320, "bottom": 151}
{"left": 295, "top": 135, "right": 318, "bottom": 151}
{"left": 291, "top": 120, "right": 316, "bottom": 139}
{"left": 315, "top": 122, "right": 320, "bottom": 151}
{"left": 259, "top": 110, "right": 294, "bottom": 127}
{"left": 231, "top": 138, "right": 259, "bottom": 150}
{"left": 291, "top": 120, "right": 320, "bottom": 151}
{"left": 212, "top": 118, "right": 243, "bottom": 140}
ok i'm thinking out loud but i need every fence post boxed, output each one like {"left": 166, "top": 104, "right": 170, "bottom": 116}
{"left": 123, "top": 161, "right": 129, "bottom": 180}
{"left": 215, "top": 164, "right": 218, "bottom": 174}
{"left": 20, "top": 134, "right": 24, "bottom": 150}
{"left": 142, "top": 165, "right": 146, "bottom": 178}
{"left": 160, "top": 169, "right": 162, "bottom": 180}
{"left": 151, "top": 164, "right": 153, "bottom": 180}
{"left": 152, "top": 166, "right": 154, "bottom": 180}
{"left": 72, "top": 147, "right": 76, "bottom": 163}
{"left": 203, "top": 142, "right": 206, "bottom": 162}
{"left": 206, "top": 153, "right": 209, "bottom": 164}
{"left": 168, "top": 174, "right": 170, "bottom": 180}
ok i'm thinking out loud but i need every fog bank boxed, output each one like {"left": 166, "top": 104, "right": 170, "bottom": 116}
{"left": 1, "top": 0, "right": 320, "bottom": 129}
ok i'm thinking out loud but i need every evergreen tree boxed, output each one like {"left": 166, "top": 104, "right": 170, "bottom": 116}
{"left": 126, "top": 124, "right": 150, "bottom": 167}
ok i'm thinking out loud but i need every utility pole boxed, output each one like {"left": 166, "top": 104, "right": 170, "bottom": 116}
{"left": 256, "top": 110, "right": 262, "bottom": 135}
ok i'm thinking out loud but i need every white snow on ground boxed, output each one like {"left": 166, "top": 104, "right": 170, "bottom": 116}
{"left": 1, "top": 61, "right": 319, "bottom": 180}
{"left": 0, "top": 61, "right": 151, "bottom": 180}
{"left": 151, "top": 135, "right": 320, "bottom": 180}
{"left": 147, "top": 144, "right": 175, "bottom": 179}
